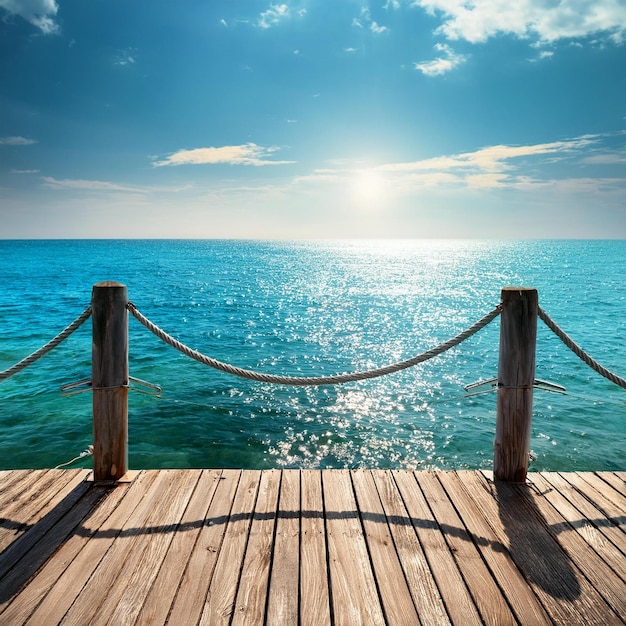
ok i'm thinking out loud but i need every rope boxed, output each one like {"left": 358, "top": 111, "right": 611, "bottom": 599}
{"left": 127, "top": 302, "right": 501, "bottom": 386}
{"left": 54, "top": 445, "right": 94, "bottom": 469}
{"left": 538, "top": 306, "right": 626, "bottom": 390}
{"left": 0, "top": 307, "right": 93, "bottom": 383}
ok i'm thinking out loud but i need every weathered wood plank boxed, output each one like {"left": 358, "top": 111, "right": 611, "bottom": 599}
{"left": 323, "top": 469, "right": 385, "bottom": 626}
{"left": 96, "top": 470, "right": 202, "bottom": 626}
{"left": 417, "top": 471, "right": 521, "bottom": 626}
{"left": 511, "top": 474, "right": 626, "bottom": 621}
{"left": 56, "top": 470, "right": 170, "bottom": 626}
{"left": 0, "top": 482, "right": 129, "bottom": 626}
{"left": 391, "top": 470, "right": 481, "bottom": 626}
{"left": 352, "top": 469, "right": 422, "bottom": 625}
{"left": 0, "top": 469, "right": 32, "bottom": 504}
{"left": 568, "top": 472, "right": 626, "bottom": 522}
{"left": 134, "top": 469, "right": 225, "bottom": 626}
{"left": 537, "top": 472, "right": 626, "bottom": 564}
{"left": 266, "top": 470, "right": 300, "bottom": 625}
{"left": 198, "top": 470, "right": 261, "bottom": 626}
{"left": 0, "top": 469, "right": 623, "bottom": 626}
{"left": 459, "top": 470, "right": 623, "bottom": 625}
{"left": 0, "top": 469, "right": 76, "bottom": 552}
{"left": 0, "top": 470, "right": 90, "bottom": 580}
{"left": 0, "top": 474, "right": 100, "bottom": 614}
{"left": 165, "top": 469, "right": 242, "bottom": 626}
{"left": 299, "top": 469, "right": 331, "bottom": 626}
{"left": 599, "top": 472, "right": 626, "bottom": 498}
{"left": 23, "top": 470, "right": 157, "bottom": 626}
{"left": 231, "top": 469, "right": 281, "bottom": 626}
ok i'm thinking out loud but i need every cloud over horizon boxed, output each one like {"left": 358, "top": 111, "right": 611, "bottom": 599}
{"left": 152, "top": 143, "right": 295, "bottom": 167}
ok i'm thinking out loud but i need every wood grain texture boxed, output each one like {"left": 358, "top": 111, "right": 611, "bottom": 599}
{"left": 91, "top": 281, "right": 128, "bottom": 481}
{"left": 494, "top": 287, "right": 538, "bottom": 482}
{"left": 323, "top": 469, "right": 386, "bottom": 626}
{"left": 267, "top": 470, "right": 300, "bottom": 625}
{"left": 299, "top": 469, "right": 331, "bottom": 626}
{"left": 0, "top": 469, "right": 623, "bottom": 626}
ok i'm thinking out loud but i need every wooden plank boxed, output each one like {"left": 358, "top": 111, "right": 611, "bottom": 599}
{"left": 198, "top": 470, "right": 262, "bottom": 626}
{"left": 372, "top": 470, "right": 450, "bottom": 626}
{"left": 231, "top": 469, "right": 281, "bottom": 626}
{"left": 513, "top": 474, "right": 626, "bottom": 621}
{"left": 0, "top": 470, "right": 52, "bottom": 550}
{"left": 299, "top": 469, "right": 331, "bottom": 626}
{"left": 391, "top": 470, "right": 481, "bottom": 626}
{"left": 23, "top": 470, "right": 157, "bottom": 626}
{"left": 266, "top": 470, "right": 300, "bottom": 625}
{"left": 166, "top": 469, "right": 242, "bottom": 626}
{"left": 568, "top": 472, "right": 626, "bottom": 522}
{"left": 134, "top": 469, "right": 225, "bottom": 626}
{"left": 0, "top": 469, "right": 32, "bottom": 505}
{"left": 352, "top": 470, "right": 422, "bottom": 625}
{"left": 416, "top": 472, "right": 521, "bottom": 626}
{"left": 562, "top": 473, "right": 626, "bottom": 538}
{"left": 598, "top": 472, "right": 626, "bottom": 498}
{"left": 538, "top": 472, "right": 626, "bottom": 563}
{"left": 37, "top": 470, "right": 164, "bottom": 626}
{"left": 95, "top": 470, "right": 202, "bottom": 626}
{"left": 0, "top": 470, "right": 90, "bottom": 580}
{"left": 0, "top": 482, "right": 129, "bottom": 626}
{"left": 459, "top": 471, "right": 623, "bottom": 625}
{"left": 0, "top": 469, "right": 77, "bottom": 552}
{"left": 60, "top": 470, "right": 178, "bottom": 626}
{"left": 0, "top": 474, "right": 99, "bottom": 614}
{"left": 323, "top": 469, "right": 385, "bottom": 626}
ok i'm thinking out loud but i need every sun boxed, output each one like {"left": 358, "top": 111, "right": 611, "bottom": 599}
{"left": 350, "top": 169, "right": 387, "bottom": 210}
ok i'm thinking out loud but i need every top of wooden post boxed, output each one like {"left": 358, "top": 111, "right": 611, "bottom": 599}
{"left": 93, "top": 281, "right": 126, "bottom": 288}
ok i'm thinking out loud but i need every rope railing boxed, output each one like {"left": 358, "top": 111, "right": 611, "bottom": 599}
{"left": 538, "top": 306, "right": 626, "bottom": 391}
{"left": 0, "top": 298, "right": 624, "bottom": 393}
{"left": 126, "top": 302, "right": 502, "bottom": 386}
{"left": 0, "top": 306, "right": 92, "bottom": 383}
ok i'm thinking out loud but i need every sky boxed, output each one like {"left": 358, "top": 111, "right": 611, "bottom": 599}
{"left": 0, "top": 0, "right": 625, "bottom": 239}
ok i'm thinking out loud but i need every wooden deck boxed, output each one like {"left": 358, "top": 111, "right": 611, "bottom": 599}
{"left": 0, "top": 469, "right": 624, "bottom": 625}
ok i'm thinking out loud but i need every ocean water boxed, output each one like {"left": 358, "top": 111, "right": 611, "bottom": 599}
{"left": 0, "top": 239, "right": 624, "bottom": 472}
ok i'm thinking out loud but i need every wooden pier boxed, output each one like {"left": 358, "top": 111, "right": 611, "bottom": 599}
{"left": 0, "top": 468, "right": 624, "bottom": 625}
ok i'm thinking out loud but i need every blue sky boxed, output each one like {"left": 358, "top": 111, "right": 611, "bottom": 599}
{"left": 1, "top": 0, "right": 625, "bottom": 238}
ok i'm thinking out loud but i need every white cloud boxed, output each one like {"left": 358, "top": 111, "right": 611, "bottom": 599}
{"left": 379, "top": 136, "right": 599, "bottom": 186}
{"left": 414, "top": 0, "right": 626, "bottom": 45}
{"left": 0, "top": 135, "right": 37, "bottom": 145}
{"left": 258, "top": 3, "right": 289, "bottom": 29}
{"left": 582, "top": 152, "right": 626, "bottom": 164}
{"left": 11, "top": 168, "right": 39, "bottom": 174}
{"left": 415, "top": 43, "right": 467, "bottom": 75}
{"left": 353, "top": 7, "right": 389, "bottom": 34}
{"left": 115, "top": 49, "right": 136, "bottom": 66}
{"left": 153, "top": 143, "right": 296, "bottom": 167}
{"left": 220, "top": 18, "right": 228, "bottom": 27}
{"left": 41, "top": 177, "right": 148, "bottom": 193}
{"left": 41, "top": 177, "right": 190, "bottom": 194}
{"left": 344, "top": 47, "right": 358, "bottom": 53}
{"left": 0, "top": 0, "right": 59, "bottom": 34}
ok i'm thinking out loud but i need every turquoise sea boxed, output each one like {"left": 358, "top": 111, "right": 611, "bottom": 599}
{"left": 0, "top": 240, "right": 624, "bottom": 472}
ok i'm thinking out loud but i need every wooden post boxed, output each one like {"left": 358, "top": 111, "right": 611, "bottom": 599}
{"left": 92, "top": 281, "right": 128, "bottom": 481}
{"left": 494, "top": 287, "right": 538, "bottom": 483}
